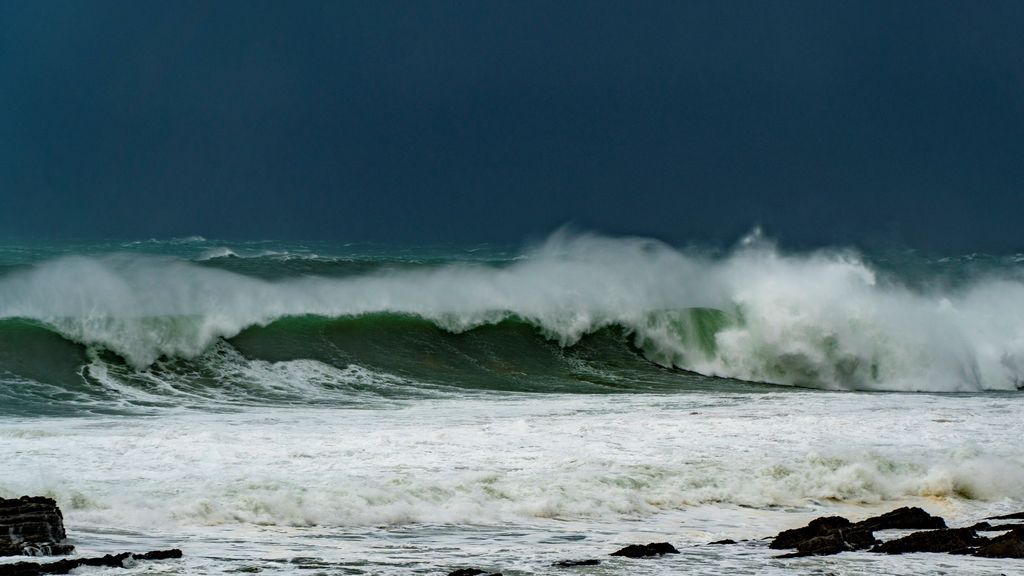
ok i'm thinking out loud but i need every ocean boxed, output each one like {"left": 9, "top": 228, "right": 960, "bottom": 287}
{"left": 1, "top": 232, "right": 1022, "bottom": 575}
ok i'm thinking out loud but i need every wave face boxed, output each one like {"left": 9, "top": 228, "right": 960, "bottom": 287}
{"left": 0, "top": 232, "right": 1023, "bottom": 409}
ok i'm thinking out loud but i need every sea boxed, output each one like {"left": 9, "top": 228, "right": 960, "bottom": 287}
{"left": 1, "top": 231, "right": 1022, "bottom": 575}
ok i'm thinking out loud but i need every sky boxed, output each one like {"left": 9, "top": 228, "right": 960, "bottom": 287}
{"left": 1, "top": 1, "right": 1022, "bottom": 251}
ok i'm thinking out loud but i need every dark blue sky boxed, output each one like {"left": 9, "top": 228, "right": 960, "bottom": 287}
{"left": 2, "top": 1, "right": 1022, "bottom": 250}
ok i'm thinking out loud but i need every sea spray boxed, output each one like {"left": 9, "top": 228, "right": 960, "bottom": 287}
{"left": 1, "top": 235, "right": 1022, "bottom": 576}
{"left": 0, "top": 232, "right": 1021, "bottom": 391}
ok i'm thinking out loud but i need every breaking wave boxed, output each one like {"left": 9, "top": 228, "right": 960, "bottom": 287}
{"left": 1, "top": 231, "right": 1022, "bottom": 394}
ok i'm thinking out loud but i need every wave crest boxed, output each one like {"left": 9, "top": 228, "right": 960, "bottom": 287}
{"left": 1, "top": 232, "right": 1022, "bottom": 391}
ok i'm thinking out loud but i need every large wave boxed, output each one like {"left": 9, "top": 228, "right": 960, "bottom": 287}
{"left": 1, "top": 231, "right": 1022, "bottom": 391}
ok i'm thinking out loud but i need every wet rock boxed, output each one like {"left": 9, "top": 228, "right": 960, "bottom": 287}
{"left": 0, "top": 549, "right": 182, "bottom": 576}
{"left": 0, "top": 497, "right": 73, "bottom": 557}
{"left": 987, "top": 512, "right": 1024, "bottom": 521}
{"left": 447, "top": 569, "right": 501, "bottom": 576}
{"left": 818, "top": 528, "right": 876, "bottom": 552}
{"left": 974, "top": 529, "right": 1024, "bottom": 558}
{"left": 776, "top": 528, "right": 878, "bottom": 558}
{"left": 552, "top": 559, "right": 601, "bottom": 567}
{"left": 769, "top": 507, "right": 947, "bottom": 557}
{"left": 762, "top": 506, "right": 1024, "bottom": 561}
{"left": 0, "top": 558, "right": 77, "bottom": 576}
{"left": 853, "top": 507, "right": 947, "bottom": 532}
{"left": 972, "top": 522, "right": 1024, "bottom": 532}
{"left": 870, "top": 528, "right": 986, "bottom": 554}
{"left": 708, "top": 539, "right": 736, "bottom": 545}
{"left": 133, "top": 548, "right": 183, "bottom": 560}
{"left": 609, "top": 542, "right": 679, "bottom": 558}
{"left": 769, "top": 516, "right": 852, "bottom": 549}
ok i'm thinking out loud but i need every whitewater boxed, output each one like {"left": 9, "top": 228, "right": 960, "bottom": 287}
{"left": 1, "top": 232, "right": 1022, "bottom": 575}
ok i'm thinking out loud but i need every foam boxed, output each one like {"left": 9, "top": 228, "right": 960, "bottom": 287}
{"left": 1, "top": 393, "right": 1020, "bottom": 529}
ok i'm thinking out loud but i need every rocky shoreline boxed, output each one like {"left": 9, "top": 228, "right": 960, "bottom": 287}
{"left": 765, "top": 506, "right": 1024, "bottom": 559}
{"left": 0, "top": 496, "right": 182, "bottom": 576}
{"left": 4, "top": 495, "right": 1022, "bottom": 574}
{"left": 447, "top": 506, "right": 1024, "bottom": 575}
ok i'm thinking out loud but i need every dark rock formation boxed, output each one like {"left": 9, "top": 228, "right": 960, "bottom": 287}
{"left": 854, "top": 507, "right": 947, "bottom": 532}
{"left": 974, "top": 529, "right": 1024, "bottom": 558}
{"left": 768, "top": 507, "right": 947, "bottom": 557}
{"left": 0, "top": 549, "right": 182, "bottom": 576}
{"left": 0, "top": 497, "right": 73, "bottom": 557}
{"left": 743, "top": 505, "right": 1024, "bottom": 562}
{"left": 870, "top": 528, "right": 986, "bottom": 555}
{"left": 132, "top": 549, "right": 184, "bottom": 561}
{"left": 447, "top": 569, "right": 501, "bottom": 576}
{"left": 769, "top": 516, "right": 852, "bottom": 549}
{"left": 609, "top": 542, "right": 679, "bottom": 558}
{"left": 708, "top": 539, "right": 736, "bottom": 545}
{"left": 987, "top": 512, "right": 1024, "bottom": 521}
{"left": 552, "top": 559, "right": 601, "bottom": 567}
{"left": 776, "top": 527, "right": 879, "bottom": 558}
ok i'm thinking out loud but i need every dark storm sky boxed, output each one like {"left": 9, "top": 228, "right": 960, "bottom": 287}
{"left": 1, "top": 1, "right": 1022, "bottom": 250}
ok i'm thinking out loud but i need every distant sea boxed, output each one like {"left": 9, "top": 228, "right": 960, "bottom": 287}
{"left": 1, "top": 233, "right": 1022, "bottom": 574}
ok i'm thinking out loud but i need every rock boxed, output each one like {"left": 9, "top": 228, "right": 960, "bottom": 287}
{"left": 769, "top": 516, "right": 852, "bottom": 549}
{"left": 870, "top": 527, "right": 987, "bottom": 554}
{"left": 609, "top": 542, "right": 679, "bottom": 558}
{"left": 133, "top": 548, "right": 183, "bottom": 560}
{"left": 759, "top": 506, "right": 1024, "bottom": 560}
{"left": 708, "top": 539, "right": 736, "bottom": 545}
{"left": 769, "top": 507, "right": 947, "bottom": 557}
{"left": 0, "top": 559, "right": 74, "bottom": 576}
{"left": 552, "top": 559, "right": 601, "bottom": 567}
{"left": 0, "top": 549, "right": 183, "bottom": 576}
{"left": 815, "top": 528, "right": 877, "bottom": 552}
{"left": 776, "top": 528, "right": 879, "bottom": 558}
{"left": 974, "top": 529, "right": 1024, "bottom": 558}
{"left": 447, "top": 569, "right": 501, "bottom": 576}
{"left": 0, "top": 497, "right": 73, "bottom": 557}
{"left": 987, "top": 512, "right": 1024, "bottom": 520}
{"left": 853, "top": 507, "right": 947, "bottom": 532}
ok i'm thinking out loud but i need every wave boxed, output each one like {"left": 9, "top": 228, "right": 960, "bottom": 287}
{"left": 197, "top": 246, "right": 334, "bottom": 262}
{"left": 0, "top": 316, "right": 743, "bottom": 414}
{"left": 197, "top": 246, "right": 239, "bottom": 260}
{"left": 1, "top": 231, "right": 1022, "bottom": 392}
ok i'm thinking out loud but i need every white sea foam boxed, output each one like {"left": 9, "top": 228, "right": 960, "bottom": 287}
{"left": 0, "top": 232, "right": 1022, "bottom": 390}
{"left": 1, "top": 392, "right": 1021, "bottom": 530}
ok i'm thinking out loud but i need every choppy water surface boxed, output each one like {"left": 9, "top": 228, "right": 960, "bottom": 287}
{"left": 1, "top": 234, "right": 1022, "bottom": 574}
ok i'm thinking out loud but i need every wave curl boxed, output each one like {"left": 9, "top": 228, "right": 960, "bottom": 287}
{"left": 1, "top": 232, "right": 1022, "bottom": 391}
